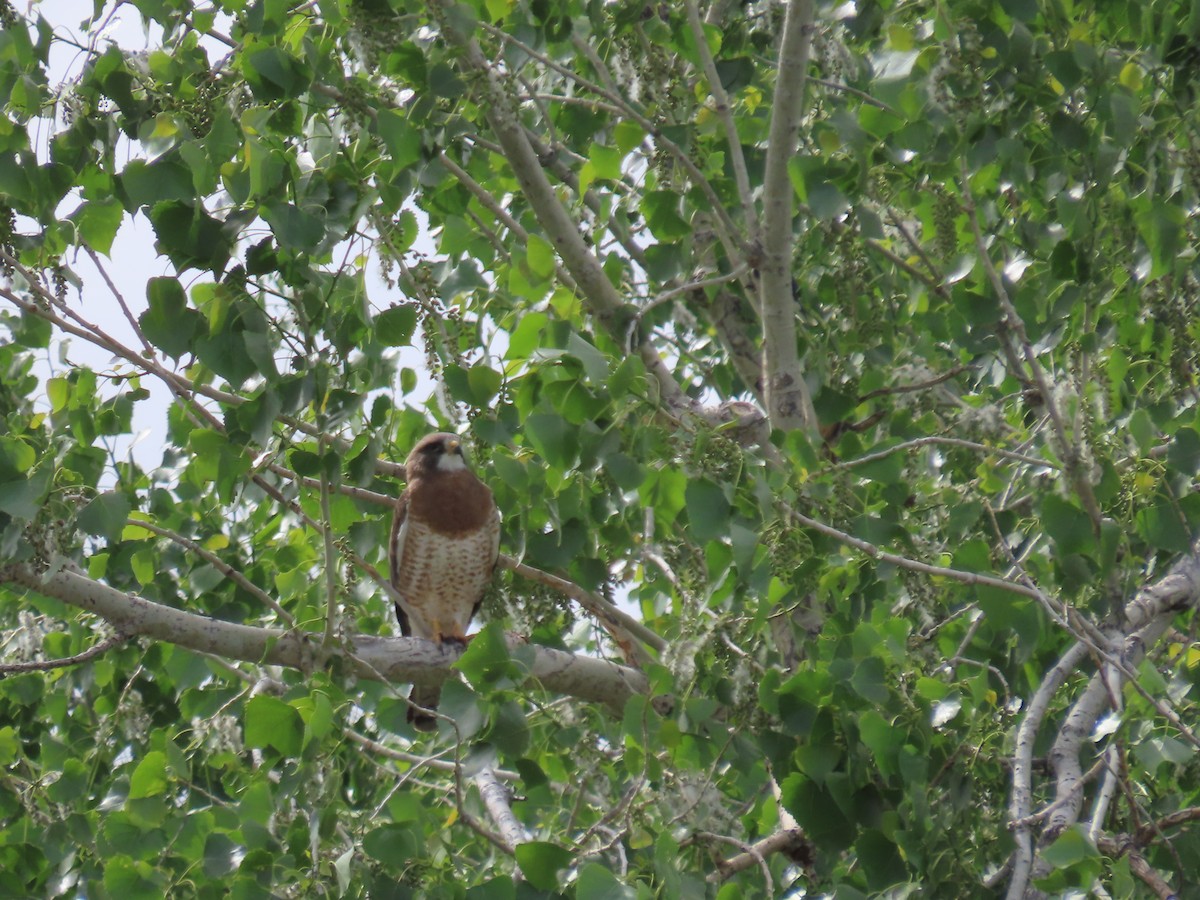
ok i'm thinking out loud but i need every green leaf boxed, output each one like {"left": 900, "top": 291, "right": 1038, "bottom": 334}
{"left": 376, "top": 304, "right": 418, "bottom": 346}
{"left": 1040, "top": 494, "right": 1094, "bottom": 555}
{"left": 47, "top": 376, "right": 69, "bottom": 413}
{"left": 454, "top": 622, "right": 522, "bottom": 688}
{"left": 244, "top": 47, "right": 312, "bottom": 100}
{"left": 715, "top": 57, "right": 755, "bottom": 92}
{"left": 588, "top": 143, "right": 623, "bottom": 180}
{"left": 525, "top": 413, "right": 575, "bottom": 469}
{"left": 575, "top": 862, "right": 637, "bottom": 900}
{"left": 128, "top": 751, "right": 169, "bottom": 799}
{"left": 1168, "top": 427, "right": 1200, "bottom": 475}
{"left": 244, "top": 695, "right": 303, "bottom": 757}
{"left": 78, "top": 491, "right": 133, "bottom": 543}
{"left": 1041, "top": 826, "right": 1099, "bottom": 868}
{"left": 526, "top": 233, "right": 556, "bottom": 280}
{"left": 513, "top": 841, "right": 572, "bottom": 891}
{"left": 0, "top": 727, "right": 20, "bottom": 766}
{"left": 685, "top": 478, "right": 730, "bottom": 543}
{"left": 148, "top": 201, "right": 231, "bottom": 273}
{"left": 121, "top": 158, "right": 196, "bottom": 209}
{"left": 436, "top": 680, "right": 487, "bottom": 740}
{"left": 103, "top": 856, "right": 164, "bottom": 900}
{"left": 261, "top": 201, "right": 325, "bottom": 251}
{"left": 641, "top": 191, "right": 691, "bottom": 241}
{"left": 780, "top": 773, "right": 856, "bottom": 851}
{"left": 1134, "top": 200, "right": 1185, "bottom": 278}
{"left": 362, "top": 824, "right": 420, "bottom": 864}
{"left": 507, "top": 312, "right": 550, "bottom": 359}
{"left": 202, "top": 833, "right": 241, "bottom": 878}
{"left": 0, "top": 436, "right": 36, "bottom": 481}
{"left": 467, "top": 365, "right": 502, "bottom": 404}
{"left": 566, "top": 333, "right": 609, "bottom": 382}
{"left": 849, "top": 656, "right": 890, "bottom": 704}
{"left": 788, "top": 157, "right": 850, "bottom": 219}
{"left": 1135, "top": 501, "right": 1191, "bottom": 553}
{"left": 73, "top": 198, "right": 124, "bottom": 254}
{"left": 140, "top": 277, "right": 199, "bottom": 360}
{"left": 857, "top": 829, "right": 908, "bottom": 889}
{"left": 130, "top": 549, "right": 156, "bottom": 586}
{"left": 377, "top": 109, "right": 423, "bottom": 171}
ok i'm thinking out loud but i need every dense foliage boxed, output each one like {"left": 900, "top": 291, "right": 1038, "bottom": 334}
{"left": 3, "top": 0, "right": 1200, "bottom": 896}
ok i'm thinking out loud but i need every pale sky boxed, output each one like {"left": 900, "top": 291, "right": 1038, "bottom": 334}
{"left": 33, "top": 0, "right": 437, "bottom": 477}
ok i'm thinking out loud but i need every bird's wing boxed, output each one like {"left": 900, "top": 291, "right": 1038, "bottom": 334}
{"left": 469, "top": 503, "right": 503, "bottom": 622}
{"left": 389, "top": 488, "right": 412, "bottom": 637}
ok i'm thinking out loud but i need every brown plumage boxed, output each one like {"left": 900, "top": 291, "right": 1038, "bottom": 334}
{"left": 388, "top": 433, "right": 500, "bottom": 730}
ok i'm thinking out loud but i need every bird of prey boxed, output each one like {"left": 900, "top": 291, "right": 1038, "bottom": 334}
{"left": 388, "top": 433, "right": 500, "bottom": 730}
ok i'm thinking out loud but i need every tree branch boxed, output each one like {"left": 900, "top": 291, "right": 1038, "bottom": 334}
{"left": 1006, "top": 641, "right": 1090, "bottom": 900}
{"left": 685, "top": 0, "right": 756, "bottom": 236}
{"left": 475, "top": 767, "right": 528, "bottom": 854}
{"left": 432, "top": 6, "right": 699, "bottom": 424}
{"left": 1, "top": 564, "right": 648, "bottom": 715}
{"left": 781, "top": 502, "right": 1043, "bottom": 600}
{"left": 759, "top": 0, "right": 817, "bottom": 435}
{"left": 827, "top": 435, "right": 1059, "bottom": 474}
{"left": 706, "top": 290, "right": 765, "bottom": 402}
{"left": 1006, "top": 543, "right": 1200, "bottom": 898}
{"left": 703, "top": 827, "right": 813, "bottom": 885}
{"left": 958, "top": 165, "right": 1104, "bottom": 535}
{"left": 0, "top": 631, "right": 130, "bottom": 673}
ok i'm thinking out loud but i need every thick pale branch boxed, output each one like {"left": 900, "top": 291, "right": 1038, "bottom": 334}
{"left": 475, "top": 767, "right": 528, "bottom": 854}
{"left": 705, "top": 828, "right": 813, "bottom": 884}
{"left": 2, "top": 565, "right": 648, "bottom": 714}
{"left": 1006, "top": 543, "right": 1200, "bottom": 898}
{"left": 1006, "top": 641, "right": 1089, "bottom": 900}
{"left": 759, "top": 0, "right": 817, "bottom": 435}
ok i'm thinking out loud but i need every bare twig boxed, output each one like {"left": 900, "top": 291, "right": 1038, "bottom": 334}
{"left": 828, "top": 435, "right": 1058, "bottom": 473}
{"left": 959, "top": 164, "right": 1103, "bottom": 533}
{"left": 780, "top": 502, "right": 1042, "bottom": 600}
{"left": 0, "top": 631, "right": 130, "bottom": 673}
{"left": 501, "top": 555, "right": 664, "bottom": 657}
{"left": 434, "top": 9, "right": 700, "bottom": 424}
{"left": 685, "top": 0, "right": 756, "bottom": 236}
{"left": 128, "top": 517, "right": 296, "bottom": 624}
{"left": 703, "top": 828, "right": 813, "bottom": 885}
{"left": 318, "top": 435, "right": 340, "bottom": 649}
{"left": 856, "top": 363, "right": 969, "bottom": 401}
{"left": 628, "top": 265, "right": 750, "bottom": 350}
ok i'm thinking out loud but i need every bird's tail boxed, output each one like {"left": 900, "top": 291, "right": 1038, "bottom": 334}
{"left": 407, "top": 683, "right": 440, "bottom": 732}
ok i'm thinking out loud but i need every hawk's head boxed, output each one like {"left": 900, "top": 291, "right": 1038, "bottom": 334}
{"left": 405, "top": 432, "right": 468, "bottom": 478}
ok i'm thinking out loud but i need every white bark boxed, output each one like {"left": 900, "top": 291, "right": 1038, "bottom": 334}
{"left": 2, "top": 565, "right": 648, "bottom": 714}
{"left": 475, "top": 767, "right": 528, "bottom": 853}
{"left": 1007, "top": 545, "right": 1200, "bottom": 898}
{"left": 759, "top": 0, "right": 817, "bottom": 435}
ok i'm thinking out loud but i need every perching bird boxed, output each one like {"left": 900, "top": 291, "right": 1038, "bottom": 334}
{"left": 388, "top": 433, "right": 500, "bottom": 730}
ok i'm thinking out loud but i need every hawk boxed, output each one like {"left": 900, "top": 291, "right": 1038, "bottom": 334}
{"left": 389, "top": 433, "right": 500, "bottom": 730}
